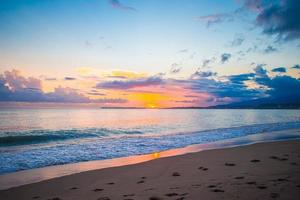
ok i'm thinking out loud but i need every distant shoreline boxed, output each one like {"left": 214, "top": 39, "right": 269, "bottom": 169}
{"left": 0, "top": 101, "right": 299, "bottom": 109}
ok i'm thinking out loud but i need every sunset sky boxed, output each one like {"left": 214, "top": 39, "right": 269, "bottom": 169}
{"left": 0, "top": 0, "right": 299, "bottom": 108}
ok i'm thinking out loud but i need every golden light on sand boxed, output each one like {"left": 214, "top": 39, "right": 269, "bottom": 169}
{"left": 152, "top": 152, "right": 160, "bottom": 159}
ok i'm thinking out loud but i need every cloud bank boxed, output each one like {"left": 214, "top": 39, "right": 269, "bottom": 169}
{"left": 1, "top": 67, "right": 299, "bottom": 107}
{"left": 0, "top": 70, "right": 126, "bottom": 104}
{"left": 243, "top": 0, "right": 300, "bottom": 41}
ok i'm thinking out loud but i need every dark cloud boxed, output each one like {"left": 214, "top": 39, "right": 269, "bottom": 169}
{"left": 221, "top": 53, "right": 232, "bottom": 63}
{"left": 243, "top": 0, "right": 300, "bottom": 41}
{"left": 201, "top": 57, "right": 216, "bottom": 67}
{"left": 272, "top": 67, "right": 287, "bottom": 73}
{"left": 187, "top": 75, "right": 260, "bottom": 100}
{"left": 264, "top": 45, "right": 278, "bottom": 53}
{"left": 263, "top": 75, "right": 300, "bottom": 100}
{"left": 253, "top": 64, "right": 268, "bottom": 77}
{"left": 228, "top": 73, "right": 255, "bottom": 84}
{"left": 170, "top": 67, "right": 181, "bottom": 74}
{"left": 109, "top": 0, "right": 137, "bottom": 12}
{"left": 169, "top": 63, "right": 182, "bottom": 74}
{"left": 291, "top": 64, "right": 300, "bottom": 69}
{"left": 64, "top": 77, "right": 76, "bottom": 81}
{"left": 187, "top": 65, "right": 300, "bottom": 104}
{"left": 196, "top": 13, "right": 233, "bottom": 27}
{"left": 96, "top": 76, "right": 164, "bottom": 90}
{"left": 202, "top": 59, "right": 211, "bottom": 67}
{"left": 191, "top": 70, "right": 217, "bottom": 79}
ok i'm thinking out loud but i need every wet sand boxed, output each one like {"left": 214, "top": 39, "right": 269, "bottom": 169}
{"left": 1, "top": 139, "right": 300, "bottom": 200}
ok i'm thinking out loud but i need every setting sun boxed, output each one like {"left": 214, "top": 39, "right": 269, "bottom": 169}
{"left": 147, "top": 104, "right": 157, "bottom": 109}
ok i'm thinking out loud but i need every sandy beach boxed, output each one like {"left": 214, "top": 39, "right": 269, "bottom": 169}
{"left": 0, "top": 139, "right": 299, "bottom": 200}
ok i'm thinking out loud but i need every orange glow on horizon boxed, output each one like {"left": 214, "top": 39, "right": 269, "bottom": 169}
{"left": 127, "top": 92, "right": 171, "bottom": 108}
{"left": 147, "top": 104, "right": 157, "bottom": 109}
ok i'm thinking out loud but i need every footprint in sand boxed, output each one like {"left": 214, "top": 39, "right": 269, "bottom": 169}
{"left": 198, "top": 166, "right": 208, "bottom": 171}
{"left": 234, "top": 176, "right": 244, "bottom": 180}
{"left": 207, "top": 185, "right": 216, "bottom": 188}
{"left": 246, "top": 181, "right": 256, "bottom": 185}
{"left": 277, "top": 178, "right": 289, "bottom": 182}
{"left": 211, "top": 189, "right": 224, "bottom": 193}
{"left": 270, "top": 156, "right": 279, "bottom": 160}
{"left": 137, "top": 180, "right": 145, "bottom": 184}
{"left": 123, "top": 194, "right": 135, "bottom": 197}
{"left": 225, "top": 162, "right": 236, "bottom": 166}
{"left": 270, "top": 156, "right": 288, "bottom": 161}
{"left": 172, "top": 172, "right": 181, "bottom": 176}
{"left": 165, "top": 193, "right": 178, "bottom": 197}
{"left": 257, "top": 185, "right": 267, "bottom": 189}
{"left": 279, "top": 158, "right": 288, "bottom": 161}
{"left": 149, "top": 197, "right": 162, "bottom": 200}
{"left": 93, "top": 188, "right": 104, "bottom": 192}
{"left": 180, "top": 193, "right": 188, "bottom": 196}
{"left": 145, "top": 188, "right": 155, "bottom": 191}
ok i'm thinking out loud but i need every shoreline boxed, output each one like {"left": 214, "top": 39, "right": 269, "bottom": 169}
{"left": 0, "top": 128, "right": 300, "bottom": 191}
{"left": 1, "top": 136, "right": 300, "bottom": 199}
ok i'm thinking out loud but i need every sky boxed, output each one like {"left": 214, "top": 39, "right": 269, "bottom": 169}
{"left": 0, "top": 0, "right": 299, "bottom": 108}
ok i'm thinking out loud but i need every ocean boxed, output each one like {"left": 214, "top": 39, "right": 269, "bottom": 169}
{"left": 0, "top": 108, "right": 300, "bottom": 174}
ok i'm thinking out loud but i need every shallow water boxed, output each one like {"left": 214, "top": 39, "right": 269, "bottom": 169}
{"left": 0, "top": 108, "right": 300, "bottom": 174}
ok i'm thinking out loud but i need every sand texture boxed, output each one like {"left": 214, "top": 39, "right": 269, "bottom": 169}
{"left": 1, "top": 139, "right": 300, "bottom": 200}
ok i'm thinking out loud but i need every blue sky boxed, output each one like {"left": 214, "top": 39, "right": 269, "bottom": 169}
{"left": 0, "top": 0, "right": 299, "bottom": 107}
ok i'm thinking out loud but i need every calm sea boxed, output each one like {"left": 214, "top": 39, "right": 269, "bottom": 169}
{"left": 0, "top": 108, "right": 300, "bottom": 174}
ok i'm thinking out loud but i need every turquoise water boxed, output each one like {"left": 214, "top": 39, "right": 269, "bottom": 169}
{"left": 0, "top": 108, "right": 300, "bottom": 174}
